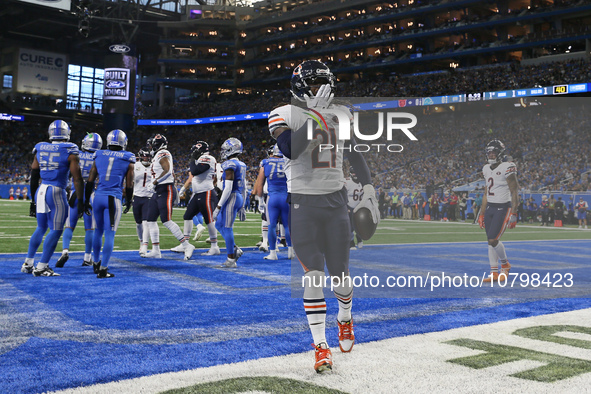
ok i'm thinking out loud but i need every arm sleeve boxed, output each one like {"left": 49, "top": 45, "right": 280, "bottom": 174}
{"left": 345, "top": 137, "right": 372, "bottom": 186}
{"left": 190, "top": 161, "right": 210, "bottom": 176}
{"left": 276, "top": 121, "right": 310, "bottom": 160}
{"left": 217, "top": 180, "right": 234, "bottom": 208}
{"left": 30, "top": 168, "right": 40, "bottom": 203}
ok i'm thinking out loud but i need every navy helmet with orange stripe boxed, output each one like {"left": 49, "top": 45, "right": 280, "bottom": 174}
{"left": 290, "top": 60, "right": 336, "bottom": 102}
{"left": 485, "top": 139, "right": 506, "bottom": 165}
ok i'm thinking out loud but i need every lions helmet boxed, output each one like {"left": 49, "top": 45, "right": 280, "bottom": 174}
{"left": 106, "top": 129, "right": 128, "bottom": 150}
{"left": 191, "top": 141, "right": 209, "bottom": 159}
{"left": 290, "top": 60, "right": 336, "bottom": 102}
{"left": 349, "top": 167, "right": 358, "bottom": 183}
{"left": 485, "top": 139, "right": 506, "bottom": 165}
{"left": 48, "top": 120, "right": 71, "bottom": 141}
{"left": 149, "top": 134, "right": 168, "bottom": 155}
{"left": 268, "top": 144, "right": 283, "bottom": 158}
{"left": 138, "top": 148, "right": 152, "bottom": 167}
{"left": 81, "top": 133, "right": 103, "bottom": 152}
{"left": 220, "top": 137, "right": 243, "bottom": 160}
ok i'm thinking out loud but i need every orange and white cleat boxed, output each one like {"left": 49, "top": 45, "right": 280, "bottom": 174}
{"left": 482, "top": 272, "right": 508, "bottom": 283}
{"left": 313, "top": 342, "right": 333, "bottom": 373}
{"left": 337, "top": 320, "right": 355, "bottom": 353}
{"left": 501, "top": 261, "right": 511, "bottom": 276}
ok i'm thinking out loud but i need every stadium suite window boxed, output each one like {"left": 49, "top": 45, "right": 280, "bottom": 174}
{"left": 3, "top": 74, "right": 12, "bottom": 89}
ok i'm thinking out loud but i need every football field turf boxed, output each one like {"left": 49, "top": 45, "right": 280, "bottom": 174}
{"left": 1, "top": 199, "right": 590, "bottom": 393}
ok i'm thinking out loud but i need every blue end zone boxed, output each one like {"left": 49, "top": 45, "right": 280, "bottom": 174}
{"left": 1, "top": 240, "right": 590, "bottom": 393}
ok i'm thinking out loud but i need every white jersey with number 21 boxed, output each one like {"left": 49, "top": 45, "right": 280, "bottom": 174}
{"left": 268, "top": 104, "right": 351, "bottom": 195}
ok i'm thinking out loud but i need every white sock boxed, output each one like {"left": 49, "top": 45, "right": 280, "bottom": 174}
{"left": 63, "top": 248, "right": 69, "bottom": 255}
{"left": 142, "top": 220, "right": 150, "bottom": 245}
{"left": 334, "top": 276, "right": 353, "bottom": 323}
{"left": 303, "top": 271, "right": 327, "bottom": 346}
{"left": 84, "top": 253, "right": 92, "bottom": 262}
{"left": 37, "top": 262, "right": 48, "bottom": 269}
{"left": 184, "top": 219, "right": 194, "bottom": 239}
{"left": 163, "top": 220, "right": 185, "bottom": 242}
{"left": 24, "top": 257, "right": 34, "bottom": 266}
{"left": 207, "top": 222, "right": 218, "bottom": 246}
{"left": 493, "top": 241, "right": 508, "bottom": 263}
{"left": 488, "top": 245, "right": 499, "bottom": 271}
{"left": 148, "top": 221, "right": 160, "bottom": 246}
{"left": 136, "top": 223, "right": 143, "bottom": 242}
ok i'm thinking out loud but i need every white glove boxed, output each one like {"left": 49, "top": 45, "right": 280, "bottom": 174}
{"left": 304, "top": 84, "right": 334, "bottom": 109}
{"left": 353, "top": 184, "right": 380, "bottom": 225}
{"left": 258, "top": 202, "right": 265, "bottom": 213}
{"left": 146, "top": 182, "right": 156, "bottom": 193}
{"left": 238, "top": 208, "right": 246, "bottom": 222}
{"left": 179, "top": 186, "right": 186, "bottom": 197}
{"left": 212, "top": 207, "right": 220, "bottom": 220}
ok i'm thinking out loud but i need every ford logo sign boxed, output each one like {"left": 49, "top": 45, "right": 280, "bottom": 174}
{"left": 106, "top": 81, "right": 126, "bottom": 88}
{"left": 109, "top": 45, "right": 131, "bottom": 54}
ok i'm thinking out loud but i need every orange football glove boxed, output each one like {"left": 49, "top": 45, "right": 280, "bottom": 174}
{"left": 478, "top": 214, "right": 485, "bottom": 229}
{"left": 508, "top": 213, "right": 518, "bottom": 229}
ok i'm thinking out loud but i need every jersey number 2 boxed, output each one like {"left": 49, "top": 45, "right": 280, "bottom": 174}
{"left": 311, "top": 127, "right": 336, "bottom": 169}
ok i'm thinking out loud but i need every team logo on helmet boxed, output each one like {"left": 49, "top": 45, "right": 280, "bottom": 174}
{"left": 220, "top": 138, "right": 243, "bottom": 160}
{"left": 81, "top": 133, "right": 103, "bottom": 152}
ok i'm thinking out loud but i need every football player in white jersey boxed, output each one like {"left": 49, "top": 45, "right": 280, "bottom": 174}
{"left": 176, "top": 141, "right": 220, "bottom": 257}
{"left": 144, "top": 134, "right": 195, "bottom": 260}
{"left": 478, "top": 139, "right": 519, "bottom": 282}
{"left": 345, "top": 167, "right": 364, "bottom": 250}
{"left": 133, "top": 148, "right": 154, "bottom": 257}
{"left": 269, "top": 60, "right": 380, "bottom": 373}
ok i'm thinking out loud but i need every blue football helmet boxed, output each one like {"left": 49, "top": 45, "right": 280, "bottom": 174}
{"left": 220, "top": 137, "right": 243, "bottom": 160}
{"left": 271, "top": 144, "right": 283, "bottom": 158}
{"left": 149, "top": 134, "right": 168, "bottom": 155}
{"left": 290, "top": 60, "right": 336, "bottom": 102}
{"left": 81, "top": 133, "right": 103, "bottom": 152}
{"left": 48, "top": 120, "right": 71, "bottom": 141}
{"left": 107, "top": 129, "right": 128, "bottom": 150}
{"left": 485, "top": 139, "right": 505, "bottom": 165}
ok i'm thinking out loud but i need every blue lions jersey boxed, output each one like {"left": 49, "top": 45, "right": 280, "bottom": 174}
{"left": 79, "top": 151, "right": 95, "bottom": 180}
{"left": 262, "top": 157, "right": 287, "bottom": 195}
{"left": 34, "top": 141, "right": 79, "bottom": 189}
{"left": 221, "top": 158, "right": 247, "bottom": 194}
{"left": 94, "top": 150, "right": 136, "bottom": 199}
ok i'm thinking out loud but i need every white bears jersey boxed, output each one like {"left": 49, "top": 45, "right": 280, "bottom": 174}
{"left": 191, "top": 153, "right": 217, "bottom": 194}
{"left": 134, "top": 162, "right": 153, "bottom": 198}
{"left": 345, "top": 177, "right": 363, "bottom": 209}
{"left": 268, "top": 104, "right": 351, "bottom": 195}
{"left": 214, "top": 162, "right": 223, "bottom": 190}
{"left": 482, "top": 161, "right": 517, "bottom": 203}
{"left": 151, "top": 149, "right": 174, "bottom": 185}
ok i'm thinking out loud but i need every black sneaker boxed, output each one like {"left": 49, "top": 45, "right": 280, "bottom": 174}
{"left": 82, "top": 260, "right": 93, "bottom": 266}
{"left": 97, "top": 267, "right": 115, "bottom": 278}
{"left": 55, "top": 252, "right": 69, "bottom": 268}
{"left": 32, "top": 266, "right": 60, "bottom": 277}
{"left": 280, "top": 239, "right": 287, "bottom": 247}
{"left": 93, "top": 260, "right": 101, "bottom": 274}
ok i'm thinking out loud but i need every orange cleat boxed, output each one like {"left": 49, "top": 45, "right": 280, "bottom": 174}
{"left": 313, "top": 343, "right": 333, "bottom": 373}
{"left": 337, "top": 320, "right": 355, "bottom": 353}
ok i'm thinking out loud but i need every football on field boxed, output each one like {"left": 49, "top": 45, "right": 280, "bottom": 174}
{"left": 354, "top": 207, "right": 377, "bottom": 240}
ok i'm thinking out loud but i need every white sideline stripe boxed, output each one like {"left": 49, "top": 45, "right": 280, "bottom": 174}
{"left": 48, "top": 308, "right": 591, "bottom": 394}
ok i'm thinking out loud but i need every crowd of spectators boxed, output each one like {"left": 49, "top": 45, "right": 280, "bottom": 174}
{"left": 1, "top": 60, "right": 590, "bottom": 198}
